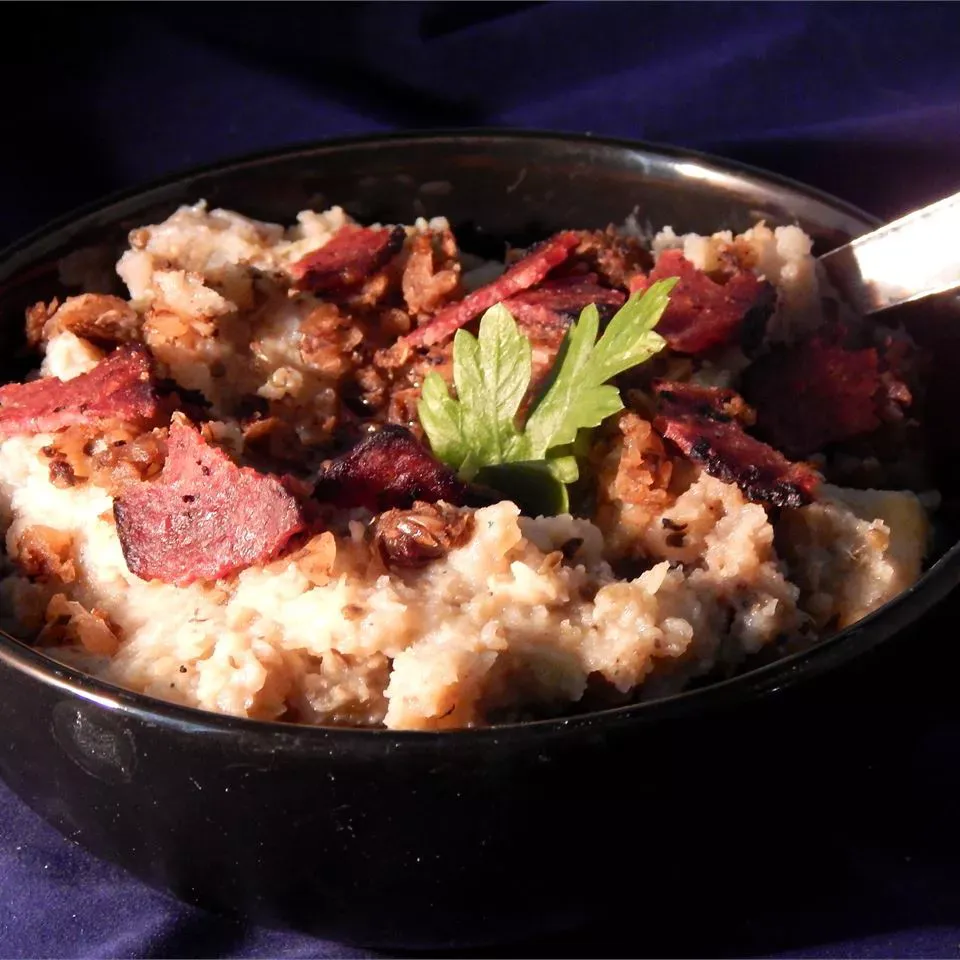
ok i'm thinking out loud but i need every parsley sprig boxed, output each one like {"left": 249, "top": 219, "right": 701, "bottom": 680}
{"left": 418, "top": 278, "right": 677, "bottom": 514}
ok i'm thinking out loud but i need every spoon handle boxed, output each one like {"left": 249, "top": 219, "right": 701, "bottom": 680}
{"left": 818, "top": 190, "right": 960, "bottom": 315}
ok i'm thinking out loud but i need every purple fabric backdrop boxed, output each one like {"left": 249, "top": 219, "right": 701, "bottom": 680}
{"left": 3, "top": 3, "right": 960, "bottom": 956}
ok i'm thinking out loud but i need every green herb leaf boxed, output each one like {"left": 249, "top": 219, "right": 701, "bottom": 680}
{"left": 451, "top": 305, "right": 530, "bottom": 467}
{"left": 516, "top": 303, "right": 603, "bottom": 459}
{"left": 417, "top": 279, "right": 675, "bottom": 515}
{"left": 419, "top": 371, "right": 465, "bottom": 468}
{"left": 586, "top": 277, "right": 675, "bottom": 386}
{"left": 544, "top": 453, "right": 580, "bottom": 484}
{"left": 475, "top": 460, "right": 572, "bottom": 516}
{"left": 477, "top": 304, "right": 532, "bottom": 430}
{"left": 522, "top": 280, "right": 677, "bottom": 455}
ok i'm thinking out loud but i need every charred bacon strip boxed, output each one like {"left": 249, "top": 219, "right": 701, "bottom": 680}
{"left": 634, "top": 251, "right": 774, "bottom": 355}
{"left": 291, "top": 226, "right": 406, "bottom": 295}
{"left": 313, "top": 424, "right": 473, "bottom": 512}
{"left": 742, "top": 337, "right": 903, "bottom": 458}
{"left": 656, "top": 381, "right": 756, "bottom": 424}
{"left": 653, "top": 381, "right": 819, "bottom": 508}
{"left": 402, "top": 232, "right": 581, "bottom": 348}
{"left": 0, "top": 346, "right": 159, "bottom": 440}
{"left": 114, "top": 419, "right": 305, "bottom": 586}
{"left": 502, "top": 278, "right": 626, "bottom": 333}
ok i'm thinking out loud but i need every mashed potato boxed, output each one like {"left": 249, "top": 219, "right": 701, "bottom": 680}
{"left": 0, "top": 204, "right": 932, "bottom": 729}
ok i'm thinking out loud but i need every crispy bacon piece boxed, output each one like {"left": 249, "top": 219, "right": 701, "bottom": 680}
{"left": 502, "top": 278, "right": 625, "bottom": 332}
{"left": 635, "top": 251, "right": 774, "bottom": 354}
{"left": 291, "top": 226, "right": 406, "bottom": 295}
{"left": 742, "top": 337, "right": 911, "bottom": 458}
{"left": 402, "top": 232, "right": 580, "bottom": 348}
{"left": 0, "top": 346, "right": 159, "bottom": 440}
{"left": 657, "top": 381, "right": 757, "bottom": 425}
{"left": 114, "top": 418, "right": 305, "bottom": 586}
{"left": 313, "top": 424, "right": 472, "bottom": 512}
{"left": 653, "top": 381, "right": 819, "bottom": 508}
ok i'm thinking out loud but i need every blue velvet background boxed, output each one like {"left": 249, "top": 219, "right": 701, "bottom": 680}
{"left": 3, "top": 3, "right": 960, "bottom": 956}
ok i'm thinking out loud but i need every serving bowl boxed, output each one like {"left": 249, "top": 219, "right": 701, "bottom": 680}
{"left": 0, "top": 131, "right": 959, "bottom": 952}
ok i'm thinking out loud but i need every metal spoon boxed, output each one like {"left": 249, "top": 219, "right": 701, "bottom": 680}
{"left": 818, "top": 191, "right": 960, "bottom": 315}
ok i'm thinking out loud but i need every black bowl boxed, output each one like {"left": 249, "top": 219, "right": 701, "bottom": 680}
{"left": 1, "top": 132, "right": 959, "bottom": 952}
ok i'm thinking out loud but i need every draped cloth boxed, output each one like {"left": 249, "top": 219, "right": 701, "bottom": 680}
{"left": 2, "top": 4, "right": 960, "bottom": 956}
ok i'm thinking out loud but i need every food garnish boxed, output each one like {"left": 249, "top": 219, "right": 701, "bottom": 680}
{"left": 418, "top": 279, "right": 677, "bottom": 512}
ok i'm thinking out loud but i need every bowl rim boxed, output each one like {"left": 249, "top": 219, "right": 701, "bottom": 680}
{"left": 0, "top": 128, "right": 882, "bottom": 265}
{"left": 0, "top": 127, "right": 954, "bottom": 747}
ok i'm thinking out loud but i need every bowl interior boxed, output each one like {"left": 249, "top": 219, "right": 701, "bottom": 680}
{"left": 0, "top": 132, "right": 877, "bottom": 341}
{"left": 0, "top": 130, "right": 958, "bottom": 735}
